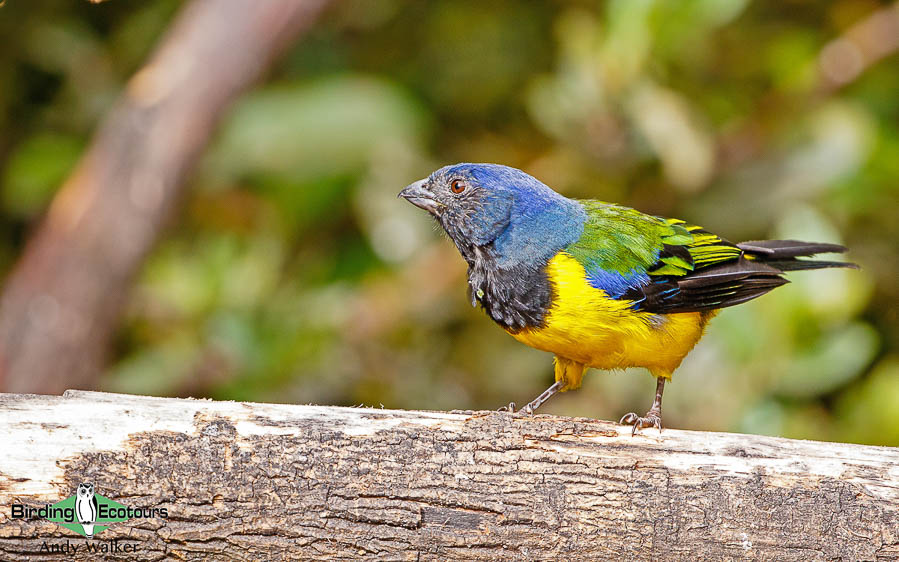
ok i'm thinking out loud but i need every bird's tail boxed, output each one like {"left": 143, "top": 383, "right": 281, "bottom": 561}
{"left": 737, "top": 240, "right": 858, "bottom": 271}
{"left": 82, "top": 523, "right": 94, "bottom": 538}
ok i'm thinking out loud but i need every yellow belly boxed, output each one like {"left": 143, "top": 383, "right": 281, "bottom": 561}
{"left": 508, "top": 252, "right": 714, "bottom": 390}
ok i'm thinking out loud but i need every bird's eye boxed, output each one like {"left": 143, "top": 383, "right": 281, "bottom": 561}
{"left": 450, "top": 179, "right": 466, "bottom": 194}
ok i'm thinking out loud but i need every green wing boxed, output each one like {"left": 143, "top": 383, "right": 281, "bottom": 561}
{"left": 566, "top": 201, "right": 851, "bottom": 313}
{"left": 565, "top": 202, "right": 743, "bottom": 299}
{"left": 645, "top": 219, "right": 741, "bottom": 275}
{"left": 562, "top": 202, "right": 689, "bottom": 295}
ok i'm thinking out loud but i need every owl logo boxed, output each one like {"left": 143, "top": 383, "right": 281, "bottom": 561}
{"left": 75, "top": 483, "right": 98, "bottom": 539}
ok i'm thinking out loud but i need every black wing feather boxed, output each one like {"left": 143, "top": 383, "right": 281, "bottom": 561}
{"left": 736, "top": 239, "right": 848, "bottom": 257}
{"left": 628, "top": 258, "right": 788, "bottom": 313}
{"left": 627, "top": 239, "right": 855, "bottom": 314}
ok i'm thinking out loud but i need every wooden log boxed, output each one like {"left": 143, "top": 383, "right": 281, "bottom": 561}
{"left": 0, "top": 390, "right": 897, "bottom": 560}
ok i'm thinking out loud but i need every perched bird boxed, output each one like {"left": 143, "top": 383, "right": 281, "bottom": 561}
{"left": 399, "top": 163, "right": 856, "bottom": 433}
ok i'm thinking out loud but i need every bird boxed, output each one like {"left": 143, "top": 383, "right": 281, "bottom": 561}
{"left": 75, "top": 482, "right": 98, "bottom": 539}
{"left": 399, "top": 163, "right": 857, "bottom": 433}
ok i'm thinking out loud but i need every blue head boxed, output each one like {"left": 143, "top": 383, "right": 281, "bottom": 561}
{"left": 399, "top": 163, "right": 585, "bottom": 267}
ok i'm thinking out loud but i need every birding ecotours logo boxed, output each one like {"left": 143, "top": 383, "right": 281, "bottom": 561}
{"left": 11, "top": 483, "right": 168, "bottom": 538}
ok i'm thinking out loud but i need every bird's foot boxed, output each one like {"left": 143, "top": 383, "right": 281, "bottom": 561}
{"left": 619, "top": 409, "right": 663, "bottom": 436}
{"left": 517, "top": 403, "right": 535, "bottom": 416}
{"left": 497, "top": 402, "right": 537, "bottom": 416}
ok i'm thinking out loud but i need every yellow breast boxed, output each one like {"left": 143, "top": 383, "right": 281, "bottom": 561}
{"left": 508, "top": 253, "right": 712, "bottom": 387}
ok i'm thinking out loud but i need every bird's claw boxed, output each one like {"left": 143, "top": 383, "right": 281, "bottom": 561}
{"left": 497, "top": 401, "right": 537, "bottom": 416}
{"left": 619, "top": 410, "right": 663, "bottom": 436}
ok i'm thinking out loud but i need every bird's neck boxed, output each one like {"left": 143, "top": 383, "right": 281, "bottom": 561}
{"left": 465, "top": 198, "right": 585, "bottom": 332}
{"left": 491, "top": 193, "right": 584, "bottom": 268}
{"left": 466, "top": 246, "right": 551, "bottom": 332}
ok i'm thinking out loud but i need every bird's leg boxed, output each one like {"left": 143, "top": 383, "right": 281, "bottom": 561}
{"left": 619, "top": 377, "right": 665, "bottom": 435}
{"left": 517, "top": 380, "right": 564, "bottom": 416}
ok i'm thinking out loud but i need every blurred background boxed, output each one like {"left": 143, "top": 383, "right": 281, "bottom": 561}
{"left": 0, "top": 0, "right": 896, "bottom": 446}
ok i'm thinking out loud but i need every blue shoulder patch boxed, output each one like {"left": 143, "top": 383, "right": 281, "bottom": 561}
{"left": 584, "top": 267, "right": 651, "bottom": 299}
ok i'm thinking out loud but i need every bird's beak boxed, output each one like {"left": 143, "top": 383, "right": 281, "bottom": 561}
{"left": 398, "top": 179, "right": 442, "bottom": 215}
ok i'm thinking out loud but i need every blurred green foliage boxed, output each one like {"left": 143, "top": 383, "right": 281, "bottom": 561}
{"left": 1, "top": 0, "right": 897, "bottom": 445}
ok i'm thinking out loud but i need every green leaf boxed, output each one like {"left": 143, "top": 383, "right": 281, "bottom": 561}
{"left": 3, "top": 133, "right": 83, "bottom": 216}
{"left": 203, "top": 76, "right": 430, "bottom": 184}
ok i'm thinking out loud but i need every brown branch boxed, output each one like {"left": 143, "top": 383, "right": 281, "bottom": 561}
{"left": 0, "top": 0, "right": 332, "bottom": 393}
{"left": 818, "top": 2, "right": 899, "bottom": 91}
{"left": 1, "top": 391, "right": 897, "bottom": 560}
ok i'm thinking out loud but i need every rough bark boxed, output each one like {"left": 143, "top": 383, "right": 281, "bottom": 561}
{"left": 0, "top": 0, "right": 331, "bottom": 394}
{"left": 0, "top": 391, "right": 897, "bottom": 561}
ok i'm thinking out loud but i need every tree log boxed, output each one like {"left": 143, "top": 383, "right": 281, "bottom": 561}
{"left": 0, "top": 391, "right": 897, "bottom": 561}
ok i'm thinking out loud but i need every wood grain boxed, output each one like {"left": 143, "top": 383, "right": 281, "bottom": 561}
{"left": 1, "top": 390, "right": 897, "bottom": 560}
